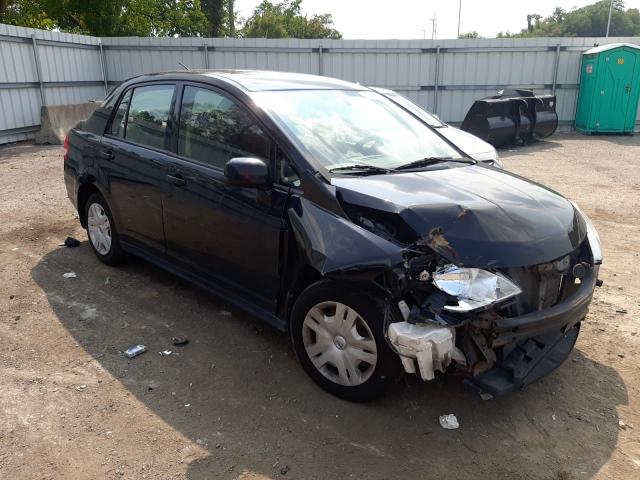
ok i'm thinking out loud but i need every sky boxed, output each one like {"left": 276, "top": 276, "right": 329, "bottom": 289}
{"left": 234, "top": 0, "right": 640, "bottom": 39}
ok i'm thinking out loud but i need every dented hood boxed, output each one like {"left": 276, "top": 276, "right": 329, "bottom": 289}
{"left": 332, "top": 165, "right": 587, "bottom": 268}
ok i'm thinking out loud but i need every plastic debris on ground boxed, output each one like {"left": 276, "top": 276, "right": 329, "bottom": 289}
{"left": 159, "top": 350, "right": 172, "bottom": 356}
{"left": 59, "top": 236, "right": 81, "bottom": 247}
{"left": 62, "top": 272, "right": 77, "bottom": 278}
{"left": 439, "top": 414, "right": 460, "bottom": 430}
{"left": 219, "top": 309, "right": 232, "bottom": 316}
{"left": 64, "top": 236, "right": 81, "bottom": 247}
{"left": 125, "top": 344, "right": 147, "bottom": 358}
{"left": 172, "top": 336, "right": 189, "bottom": 346}
{"left": 479, "top": 391, "right": 493, "bottom": 401}
{"left": 619, "top": 420, "right": 633, "bottom": 430}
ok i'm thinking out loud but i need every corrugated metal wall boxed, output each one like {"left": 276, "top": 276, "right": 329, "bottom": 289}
{"left": 1, "top": 23, "right": 639, "bottom": 145}
{"left": 0, "top": 24, "right": 106, "bottom": 143}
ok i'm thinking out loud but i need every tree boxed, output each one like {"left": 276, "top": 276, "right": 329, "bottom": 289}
{"left": 0, "top": 0, "right": 208, "bottom": 37}
{"left": 0, "top": 0, "right": 55, "bottom": 29}
{"left": 503, "top": 0, "right": 640, "bottom": 37}
{"left": 458, "top": 31, "right": 481, "bottom": 39}
{"left": 201, "top": 0, "right": 225, "bottom": 36}
{"left": 241, "top": 0, "right": 341, "bottom": 39}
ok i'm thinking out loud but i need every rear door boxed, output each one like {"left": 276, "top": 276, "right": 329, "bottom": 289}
{"left": 100, "top": 83, "right": 176, "bottom": 253}
{"left": 162, "top": 83, "right": 288, "bottom": 311}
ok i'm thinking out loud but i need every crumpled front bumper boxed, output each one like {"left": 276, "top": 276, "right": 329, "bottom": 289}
{"left": 466, "top": 265, "right": 599, "bottom": 396}
{"left": 489, "top": 265, "right": 598, "bottom": 348}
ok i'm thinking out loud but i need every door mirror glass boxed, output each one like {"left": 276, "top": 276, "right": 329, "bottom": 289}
{"left": 224, "top": 157, "right": 269, "bottom": 188}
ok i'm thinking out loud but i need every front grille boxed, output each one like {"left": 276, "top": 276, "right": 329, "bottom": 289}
{"left": 498, "top": 241, "right": 589, "bottom": 317}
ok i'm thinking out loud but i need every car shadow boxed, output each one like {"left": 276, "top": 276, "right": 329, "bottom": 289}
{"left": 32, "top": 243, "right": 627, "bottom": 479}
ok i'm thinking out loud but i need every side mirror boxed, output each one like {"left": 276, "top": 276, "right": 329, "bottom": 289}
{"left": 224, "top": 157, "right": 270, "bottom": 188}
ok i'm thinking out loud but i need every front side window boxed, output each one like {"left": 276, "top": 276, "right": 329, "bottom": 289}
{"left": 253, "top": 89, "right": 461, "bottom": 172}
{"left": 178, "top": 86, "right": 271, "bottom": 169}
{"left": 124, "top": 85, "right": 175, "bottom": 150}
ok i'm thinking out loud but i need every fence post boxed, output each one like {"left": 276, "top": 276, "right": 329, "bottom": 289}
{"left": 434, "top": 46, "right": 441, "bottom": 114}
{"left": 98, "top": 42, "right": 108, "bottom": 96}
{"left": 318, "top": 44, "right": 323, "bottom": 75}
{"left": 203, "top": 43, "right": 210, "bottom": 69}
{"left": 30, "top": 34, "right": 46, "bottom": 106}
{"left": 552, "top": 44, "right": 561, "bottom": 96}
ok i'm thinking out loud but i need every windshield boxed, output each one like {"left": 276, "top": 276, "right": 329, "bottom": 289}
{"left": 377, "top": 90, "right": 446, "bottom": 128}
{"left": 253, "top": 89, "right": 461, "bottom": 172}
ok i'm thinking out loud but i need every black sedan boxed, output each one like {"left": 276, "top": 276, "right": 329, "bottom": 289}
{"left": 64, "top": 70, "right": 602, "bottom": 401}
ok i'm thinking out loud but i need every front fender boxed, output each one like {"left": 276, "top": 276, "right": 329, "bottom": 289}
{"left": 287, "top": 196, "right": 405, "bottom": 277}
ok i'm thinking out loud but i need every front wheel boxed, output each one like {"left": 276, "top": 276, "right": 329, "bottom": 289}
{"left": 290, "top": 280, "right": 401, "bottom": 401}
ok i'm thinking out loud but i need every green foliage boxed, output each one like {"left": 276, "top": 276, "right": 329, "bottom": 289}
{"left": 241, "top": 0, "right": 341, "bottom": 39}
{"left": 201, "top": 0, "right": 227, "bottom": 37}
{"left": 458, "top": 31, "right": 481, "bottom": 39}
{"left": 0, "top": 0, "right": 208, "bottom": 37}
{"left": 498, "top": 0, "right": 640, "bottom": 37}
{"left": 0, "top": 0, "right": 55, "bottom": 29}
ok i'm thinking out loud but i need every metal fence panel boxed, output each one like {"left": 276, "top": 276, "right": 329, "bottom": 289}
{"left": 0, "top": 24, "right": 104, "bottom": 143}
{"left": 1, "top": 23, "right": 639, "bottom": 145}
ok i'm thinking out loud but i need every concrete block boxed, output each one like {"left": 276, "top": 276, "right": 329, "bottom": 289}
{"left": 35, "top": 102, "right": 99, "bottom": 145}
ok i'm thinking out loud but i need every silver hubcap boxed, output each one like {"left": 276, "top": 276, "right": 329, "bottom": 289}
{"left": 302, "top": 301, "right": 378, "bottom": 387}
{"left": 87, "top": 202, "right": 112, "bottom": 255}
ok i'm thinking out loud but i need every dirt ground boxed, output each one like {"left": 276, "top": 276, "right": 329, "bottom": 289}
{"left": 0, "top": 133, "right": 639, "bottom": 480}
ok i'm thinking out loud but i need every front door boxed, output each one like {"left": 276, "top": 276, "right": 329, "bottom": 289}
{"left": 162, "top": 84, "right": 287, "bottom": 311}
{"left": 597, "top": 48, "right": 638, "bottom": 131}
{"left": 100, "top": 83, "right": 176, "bottom": 253}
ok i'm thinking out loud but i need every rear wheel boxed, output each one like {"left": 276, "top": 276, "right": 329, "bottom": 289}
{"left": 85, "top": 192, "right": 126, "bottom": 266}
{"left": 290, "top": 280, "right": 401, "bottom": 401}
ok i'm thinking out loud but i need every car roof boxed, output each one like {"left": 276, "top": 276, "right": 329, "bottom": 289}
{"left": 126, "top": 69, "right": 366, "bottom": 92}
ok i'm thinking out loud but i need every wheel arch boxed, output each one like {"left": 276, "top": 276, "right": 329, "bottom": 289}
{"left": 77, "top": 181, "right": 101, "bottom": 228}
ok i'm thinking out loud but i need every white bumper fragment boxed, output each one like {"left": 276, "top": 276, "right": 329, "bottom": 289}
{"left": 388, "top": 321, "right": 466, "bottom": 381}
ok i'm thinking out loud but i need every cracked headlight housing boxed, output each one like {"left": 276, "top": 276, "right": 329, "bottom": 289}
{"left": 433, "top": 265, "right": 522, "bottom": 312}
{"left": 570, "top": 201, "right": 602, "bottom": 265}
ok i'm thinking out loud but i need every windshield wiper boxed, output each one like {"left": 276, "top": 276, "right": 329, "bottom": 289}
{"left": 395, "top": 157, "right": 476, "bottom": 170}
{"left": 328, "top": 164, "right": 393, "bottom": 175}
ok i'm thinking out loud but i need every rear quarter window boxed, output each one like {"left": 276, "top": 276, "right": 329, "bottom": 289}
{"left": 110, "top": 90, "right": 131, "bottom": 138}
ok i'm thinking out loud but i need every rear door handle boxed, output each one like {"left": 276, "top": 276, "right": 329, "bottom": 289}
{"left": 100, "top": 149, "right": 114, "bottom": 160}
{"left": 166, "top": 173, "right": 186, "bottom": 187}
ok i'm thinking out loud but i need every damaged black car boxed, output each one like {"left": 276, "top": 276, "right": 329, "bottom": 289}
{"left": 64, "top": 70, "right": 602, "bottom": 401}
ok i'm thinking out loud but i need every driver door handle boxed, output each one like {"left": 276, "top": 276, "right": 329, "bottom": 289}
{"left": 166, "top": 173, "right": 186, "bottom": 187}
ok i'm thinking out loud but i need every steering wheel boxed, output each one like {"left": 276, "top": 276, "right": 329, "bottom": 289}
{"left": 355, "top": 135, "right": 383, "bottom": 154}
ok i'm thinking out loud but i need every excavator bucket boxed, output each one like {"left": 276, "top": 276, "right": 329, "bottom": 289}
{"left": 460, "top": 89, "right": 558, "bottom": 147}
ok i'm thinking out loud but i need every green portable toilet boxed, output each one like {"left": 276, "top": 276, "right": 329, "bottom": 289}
{"left": 575, "top": 43, "right": 640, "bottom": 134}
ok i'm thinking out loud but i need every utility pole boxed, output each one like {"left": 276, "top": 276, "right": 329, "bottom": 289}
{"left": 421, "top": 29, "right": 427, "bottom": 40}
{"left": 457, "top": 0, "right": 462, "bottom": 38}
{"left": 429, "top": 15, "right": 437, "bottom": 40}
{"left": 605, "top": 0, "right": 613, "bottom": 37}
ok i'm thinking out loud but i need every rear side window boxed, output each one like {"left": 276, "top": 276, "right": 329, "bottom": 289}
{"left": 119, "top": 85, "right": 175, "bottom": 150}
{"left": 178, "top": 86, "right": 271, "bottom": 169}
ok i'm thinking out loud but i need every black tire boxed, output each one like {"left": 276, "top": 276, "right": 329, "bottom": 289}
{"left": 290, "top": 279, "right": 401, "bottom": 401}
{"left": 84, "top": 192, "right": 127, "bottom": 266}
